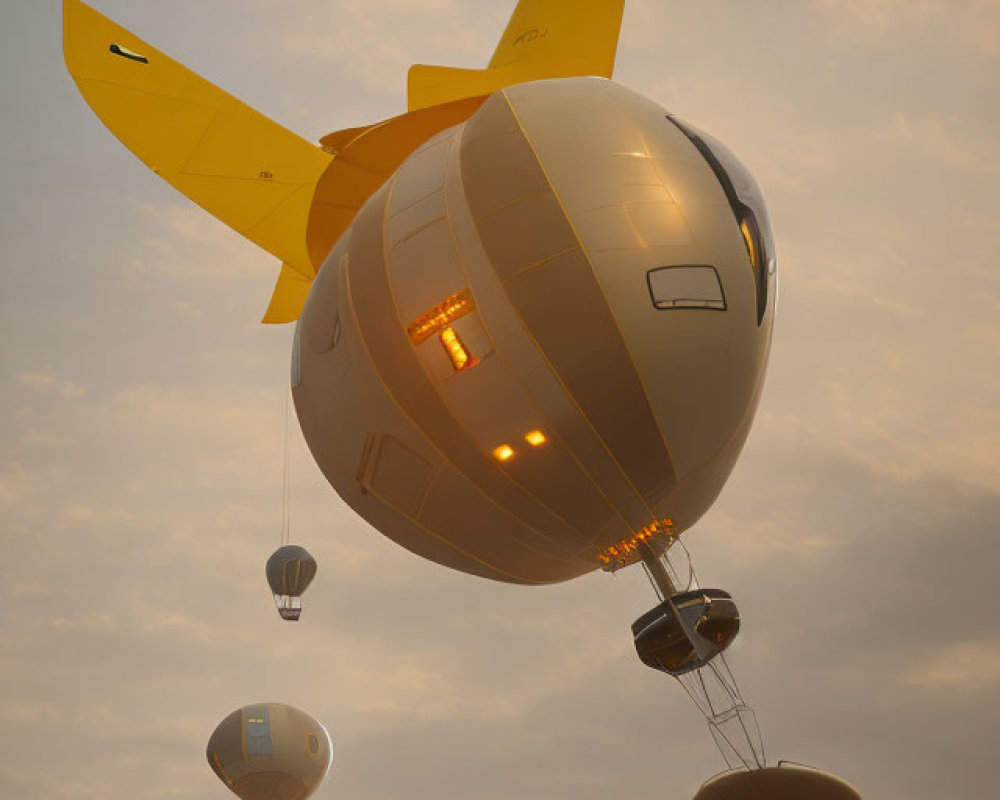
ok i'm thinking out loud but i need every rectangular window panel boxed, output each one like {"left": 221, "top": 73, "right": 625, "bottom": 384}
{"left": 647, "top": 265, "right": 726, "bottom": 311}
{"left": 245, "top": 706, "right": 272, "bottom": 757}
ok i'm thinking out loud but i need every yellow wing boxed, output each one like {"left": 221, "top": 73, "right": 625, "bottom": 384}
{"left": 408, "top": 0, "right": 625, "bottom": 111}
{"left": 63, "top": 0, "right": 331, "bottom": 287}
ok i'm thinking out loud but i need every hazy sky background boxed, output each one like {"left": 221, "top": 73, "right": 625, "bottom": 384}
{"left": 2, "top": 1, "right": 999, "bottom": 798}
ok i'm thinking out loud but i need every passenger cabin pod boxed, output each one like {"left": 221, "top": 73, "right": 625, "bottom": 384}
{"left": 632, "top": 589, "right": 739, "bottom": 676}
{"left": 266, "top": 545, "right": 317, "bottom": 621}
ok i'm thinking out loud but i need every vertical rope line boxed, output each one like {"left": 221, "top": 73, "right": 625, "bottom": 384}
{"left": 281, "top": 385, "right": 292, "bottom": 547}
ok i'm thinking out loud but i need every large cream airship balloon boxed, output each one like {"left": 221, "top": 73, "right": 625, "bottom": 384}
{"left": 63, "top": 1, "right": 858, "bottom": 795}
{"left": 63, "top": 0, "right": 774, "bottom": 583}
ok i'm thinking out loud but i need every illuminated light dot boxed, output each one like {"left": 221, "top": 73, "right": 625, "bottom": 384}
{"left": 524, "top": 430, "right": 547, "bottom": 447}
{"left": 493, "top": 444, "right": 515, "bottom": 462}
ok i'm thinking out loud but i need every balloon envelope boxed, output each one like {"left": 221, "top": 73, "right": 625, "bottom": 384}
{"left": 207, "top": 703, "right": 331, "bottom": 800}
{"left": 266, "top": 546, "right": 317, "bottom": 597}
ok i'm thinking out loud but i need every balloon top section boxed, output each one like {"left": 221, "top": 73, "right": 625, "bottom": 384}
{"left": 693, "top": 765, "right": 863, "bottom": 800}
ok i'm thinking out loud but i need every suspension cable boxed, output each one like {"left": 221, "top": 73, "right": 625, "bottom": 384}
{"left": 280, "top": 385, "right": 292, "bottom": 547}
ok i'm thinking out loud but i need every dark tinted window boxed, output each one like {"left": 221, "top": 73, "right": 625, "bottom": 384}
{"left": 666, "top": 115, "right": 776, "bottom": 324}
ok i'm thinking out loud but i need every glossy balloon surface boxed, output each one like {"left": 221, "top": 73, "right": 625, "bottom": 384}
{"left": 207, "top": 704, "right": 331, "bottom": 800}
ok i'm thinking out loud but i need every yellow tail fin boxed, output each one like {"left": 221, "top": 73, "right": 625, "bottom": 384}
{"left": 408, "top": 0, "right": 625, "bottom": 111}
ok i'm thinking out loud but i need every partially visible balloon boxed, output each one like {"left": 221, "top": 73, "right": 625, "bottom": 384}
{"left": 266, "top": 545, "right": 317, "bottom": 621}
{"left": 693, "top": 765, "right": 862, "bottom": 800}
{"left": 207, "top": 703, "right": 331, "bottom": 800}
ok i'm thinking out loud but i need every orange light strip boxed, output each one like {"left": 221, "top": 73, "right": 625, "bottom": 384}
{"left": 407, "top": 289, "right": 476, "bottom": 344}
{"left": 598, "top": 518, "right": 675, "bottom": 571}
{"left": 439, "top": 326, "right": 478, "bottom": 371}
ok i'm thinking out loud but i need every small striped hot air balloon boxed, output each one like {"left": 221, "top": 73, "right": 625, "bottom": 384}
{"left": 266, "top": 545, "right": 317, "bottom": 622}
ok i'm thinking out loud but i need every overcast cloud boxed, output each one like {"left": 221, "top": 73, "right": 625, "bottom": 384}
{"left": 2, "top": 2, "right": 999, "bottom": 799}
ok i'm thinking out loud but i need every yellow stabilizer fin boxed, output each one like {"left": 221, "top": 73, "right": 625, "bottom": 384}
{"left": 63, "top": 0, "right": 331, "bottom": 287}
{"left": 408, "top": 0, "right": 625, "bottom": 111}
{"left": 307, "top": 97, "right": 487, "bottom": 268}
{"left": 264, "top": 263, "right": 315, "bottom": 324}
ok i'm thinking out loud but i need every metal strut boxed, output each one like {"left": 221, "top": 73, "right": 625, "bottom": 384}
{"left": 639, "top": 543, "right": 766, "bottom": 771}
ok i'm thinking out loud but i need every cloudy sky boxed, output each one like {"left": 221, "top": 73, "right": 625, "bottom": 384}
{"left": 2, "top": 1, "right": 999, "bottom": 798}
